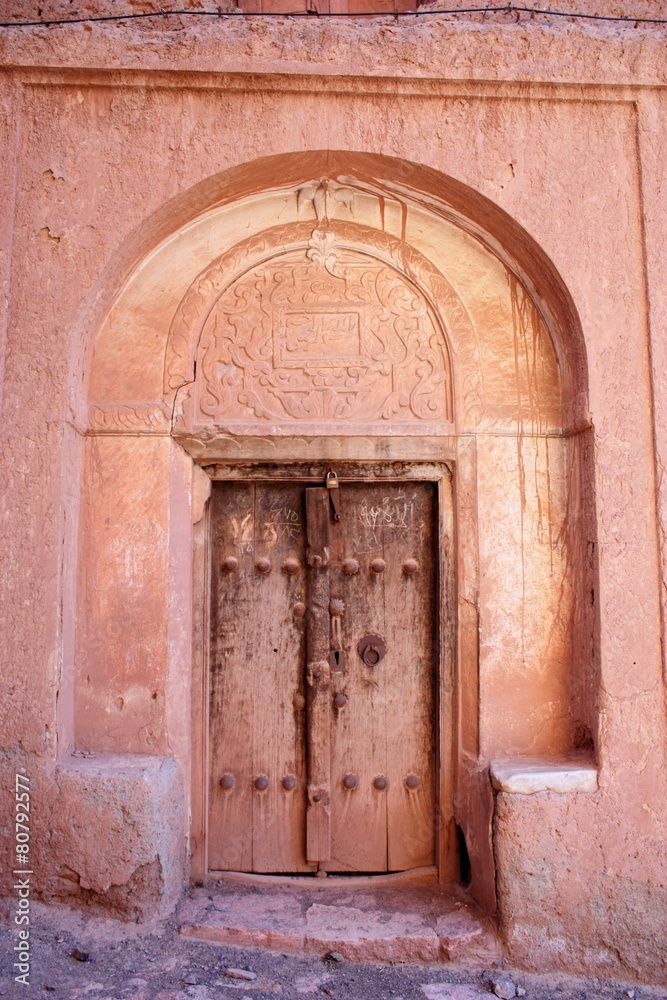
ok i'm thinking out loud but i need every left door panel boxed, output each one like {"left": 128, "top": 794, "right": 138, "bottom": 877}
{"left": 208, "top": 481, "right": 313, "bottom": 873}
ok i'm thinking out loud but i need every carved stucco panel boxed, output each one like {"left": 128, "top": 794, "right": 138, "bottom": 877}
{"left": 88, "top": 401, "right": 173, "bottom": 434}
{"left": 164, "top": 221, "right": 485, "bottom": 435}
{"left": 183, "top": 244, "right": 450, "bottom": 434}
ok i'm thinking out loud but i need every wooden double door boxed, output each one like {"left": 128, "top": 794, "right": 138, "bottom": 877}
{"left": 208, "top": 473, "right": 437, "bottom": 874}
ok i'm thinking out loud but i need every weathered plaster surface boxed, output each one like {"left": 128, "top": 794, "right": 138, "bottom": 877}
{"left": 1, "top": 4, "right": 666, "bottom": 982}
{"left": 495, "top": 792, "right": 667, "bottom": 980}
{"left": 43, "top": 754, "right": 184, "bottom": 918}
{"left": 477, "top": 435, "right": 572, "bottom": 757}
{"left": 77, "top": 435, "right": 172, "bottom": 754}
{"left": 636, "top": 90, "right": 667, "bottom": 699}
{"left": 2, "top": 13, "right": 667, "bottom": 87}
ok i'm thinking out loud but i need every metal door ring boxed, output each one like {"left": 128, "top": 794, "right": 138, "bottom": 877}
{"left": 357, "top": 633, "right": 387, "bottom": 667}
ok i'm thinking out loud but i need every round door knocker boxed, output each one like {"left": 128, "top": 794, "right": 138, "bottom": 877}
{"left": 357, "top": 633, "right": 387, "bottom": 667}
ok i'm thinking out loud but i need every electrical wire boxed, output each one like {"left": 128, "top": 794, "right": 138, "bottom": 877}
{"left": 1, "top": 4, "right": 666, "bottom": 27}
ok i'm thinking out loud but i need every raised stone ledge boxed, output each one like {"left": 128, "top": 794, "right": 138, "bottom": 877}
{"left": 47, "top": 753, "right": 185, "bottom": 920}
{"left": 490, "top": 756, "right": 598, "bottom": 795}
{"left": 1, "top": 19, "right": 666, "bottom": 89}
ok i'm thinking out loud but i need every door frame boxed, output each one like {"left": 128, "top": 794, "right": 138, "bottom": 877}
{"left": 190, "top": 458, "right": 458, "bottom": 884}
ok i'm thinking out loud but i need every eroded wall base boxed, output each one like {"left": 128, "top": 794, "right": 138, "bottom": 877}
{"left": 494, "top": 791, "right": 667, "bottom": 982}
{"left": 36, "top": 754, "right": 184, "bottom": 922}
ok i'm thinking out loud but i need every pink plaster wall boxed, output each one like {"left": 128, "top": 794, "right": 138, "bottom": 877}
{"left": 1, "top": 5, "right": 666, "bottom": 982}
{"left": 77, "top": 435, "right": 172, "bottom": 754}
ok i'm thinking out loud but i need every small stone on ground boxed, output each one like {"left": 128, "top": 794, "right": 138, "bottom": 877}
{"left": 491, "top": 975, "right": 517, "bottom": 999}
{"left": 422, "top": 986, "right": 489, "bottom": 999}
{"left": 226, "top": 967, "right": 258, "bottom": 980}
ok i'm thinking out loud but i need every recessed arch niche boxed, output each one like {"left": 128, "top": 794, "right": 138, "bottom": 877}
{"left": 80, "top": 153, "right": 597, "bottom": 910}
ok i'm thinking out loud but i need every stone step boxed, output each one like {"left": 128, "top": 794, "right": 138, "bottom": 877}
{"left": 177, "top": 876, "right": 500, "bottom": 966}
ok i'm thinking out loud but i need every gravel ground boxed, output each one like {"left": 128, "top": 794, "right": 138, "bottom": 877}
{"left": 1, "top": 903, "right": 666, "bottom": 1000}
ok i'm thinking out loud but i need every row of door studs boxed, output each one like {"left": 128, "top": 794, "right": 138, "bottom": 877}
{"left": 219, "top": 773, "right": 421, "bottom": 792}
{"left": 221, "top": 556, "right": 419, "bottom": 576}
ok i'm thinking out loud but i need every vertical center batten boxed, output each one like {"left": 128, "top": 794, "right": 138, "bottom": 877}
{"left": 305, "top": 487, "right": 332, "bottom": 864}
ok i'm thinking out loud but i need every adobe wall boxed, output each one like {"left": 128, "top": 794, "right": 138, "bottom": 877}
{"left": 1, "top": 2, "right": 666, "bottom": 982}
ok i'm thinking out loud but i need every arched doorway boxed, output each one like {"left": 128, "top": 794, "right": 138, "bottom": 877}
{"left": 81, "top": 153, "right": 594, "bottom": 909}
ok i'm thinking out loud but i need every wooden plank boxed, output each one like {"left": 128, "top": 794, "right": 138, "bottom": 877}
{"left": 208, "top": 482, "right": 255, "bottom": 872}
{"left": 328, "top": 483, "right": 388, "bottom": 872}
{"left": 437, "top": 471, "right": 459, "bottom": 883}
{"left": 190, "top": 501, "right": 210, "bottom": 881}
{"left": 453, "top": 439, "right": 493, "bottom": 892}
{"left": 384, "top": 482, "right": 436, "bottom": 871}
{"left": 251, "top": 482, "right": 311, "bottom": 872}
{"left": 305, "top": 487, "right": 332, "bottom": 864}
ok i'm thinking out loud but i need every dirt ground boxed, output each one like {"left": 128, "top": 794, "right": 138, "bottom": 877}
{"left": 1, "top": 902, "right": 667, "bottom": 1000}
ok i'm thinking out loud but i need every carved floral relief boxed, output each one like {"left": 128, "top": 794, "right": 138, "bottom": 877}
{"left": 175, "top": 228, "right": 455, "bottom": 436}
{"left": 87, "top": 401, "right": 172, "bottom": 434}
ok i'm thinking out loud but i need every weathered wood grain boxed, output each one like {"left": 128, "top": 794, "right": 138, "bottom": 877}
{"left": 305, "top": 487, "right": 332, "bottom": 864}
{"left": 252, "top": 483, "right": 310, "bottom": 872}
{"left": 209, "top": 475, "right": 439, "bottom": 876}
{"left": 328, "top": 483, "right": 388, "bottom": 871}
{"left": 208, "top": 482, "right": 255, "bottom": 871}
{"left": 384, "top": 482, "right": 436, "bottom": 871}
{"left": 209, "top": 481, "right": 310, "bottom": 872}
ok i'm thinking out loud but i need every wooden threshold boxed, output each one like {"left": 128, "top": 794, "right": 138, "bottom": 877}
{"left": 207, "top": 865, "right": 438, "bottom": 888}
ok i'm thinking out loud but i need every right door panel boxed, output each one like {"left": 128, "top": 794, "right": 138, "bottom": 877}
{"left": 326, "top": 481, "right": 437, "bottom": 872}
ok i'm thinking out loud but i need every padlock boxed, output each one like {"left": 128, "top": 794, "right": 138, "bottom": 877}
{"left": 326, "top": 470, "right": 341, "bottom": 522}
